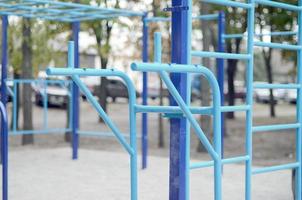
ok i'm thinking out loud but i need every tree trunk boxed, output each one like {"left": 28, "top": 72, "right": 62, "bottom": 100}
{"left": 197, "top": 2, "right": 212, "bottom": 152}
{"left": 158, "top": 78, "right": 164, "bottom": 148}
{"left": 10, "top": 72, "right": 20, "bottom": 131}
{"left": 263, "top": 49, "right": 275, "bottom": 117}
{"left": 21, "top": 18, "right": 34, "bottom": 145}
{"left": 97, "top": 59, "right": 108, "bottom": 123}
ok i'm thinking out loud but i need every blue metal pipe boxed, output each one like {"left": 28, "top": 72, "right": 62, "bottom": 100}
{"left": 72, "top": 23, "right": 80, "bottom": 160}
{"left": 255, "top": 0, "right": 301, "bottom": 11}
{"left": 141, "top": 13, "right": 148, "bottom": 169}
{"left": 191, "top": 51, "right": 251, "bottom": 60}
{"left": 1, "top": 15, "right": 8, "bottom": 112}
{"left": 252, "top": 123, "right": 300, "bottom": 132}
{"left": 253, "top": 83, "right": 300, "bottom": 89}
{"left": 10, "top": 128, "right": 72, "bottom": 135}
{"left": 201, "top": 0, "right": 253, "bottom": 9}
{"left": 252, "top": 162, "right": 300, "bottom": 175}
{"left": 0, "top": 101, "right": 8, "bottom": 200}
{"left": 254, "top": 41, "right": 302, "bottom": 50}
{"left": 190, "top": 155, "right": 249, "bottom": 170}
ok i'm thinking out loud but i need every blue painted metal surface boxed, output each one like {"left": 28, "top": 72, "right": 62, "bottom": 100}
{"left": 47, "top": 60, "right": 138, "bottom": 200}
{"left": 141, "top": 13, "right": 148, "bottom": 169}
{"left": 1, "top": 101, "right": 8, "bottom": 200}
{"left": 72, "top": 24, "right": 80, "bottom": 160}
{"left": 7, "top": 79, "right": 72, "bottom": 135}
{"left": 217, "top": 11, "right": 225, "bottom": 161}
{"left": 0, "top": 0, "right": 143, "bottom": 22}
{"left": 1, "top": 15, "right": 8, "bottom": 108}
{"left": 169, "top": 0, "right": 191, "bottom": 198}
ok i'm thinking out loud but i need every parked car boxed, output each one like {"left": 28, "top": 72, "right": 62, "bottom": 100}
{"left": 80, "top": 76, "right": 99, "bottom": 100}
{"left": 254, "top": 82, "right": 287, "bottom": 104}
{"left": 33, "top": 72, "right": 69, "bottom": 108}
{"left": 286, "top": 89, "right": 297, "bottom": 104}
{"left": 93, "top": 78, "right": 140, "bottom": 102}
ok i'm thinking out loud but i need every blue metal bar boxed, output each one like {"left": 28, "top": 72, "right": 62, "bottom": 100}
{"left": 224, "top": 31, "right": 298, "bottom": 39}
{"left": 12, "top": 82, "right": 17, "bottom": 132}
{"left": 135, "top": 104, "right": 249, "bottom": 115}
{"left": 144, "top": 14, "right": 219, "bottom": 23}
{"left": 0, "top": 101, "right": 8, "bottom": 200}
{"left": 46, "top": 67, "right": 137, "bottom": 199}
{"left": 169, "top": 0, "right": 191, "bottom": 198}
{"left": 201, "top": 0, "right": 253, "bottom": 9}
{"left": 254, "top": 41, "right": 302, "bottom": 50}
{"left": 141, "top": 13, "right": 148, "bottom": 170}
{"left": 72, "top": 24, "right": 80, "bottom": 160}
{"left": 252, "top": 162, "right": 300, "bottom": 175}
{"left": 43, "top": 82, "right": 48, "bottom": 130}
{"left": 191, "top": 51, "right": 252, "bottom": 60}
{"left": 10, "top": 128, "right": 72, "bottom": 135}
{"left": 190, "top": 155, "right": 249, "bottom": 169}
{"left": 296, "top": 1, "right": 302, "bottom": 198}
{"left": 253, "top": 83, "right": 300, "bottom": 89}
{"left": 217, "top": 11, "right": 225, "bottom": 163}
{"left": 252, "top": 123, "right": 300, "bottom": 132}
{"left": 245, "top": 0, "right": 255, "bottom": 199}
{"left": 1, "top": 15, "right": 8, "bottom": 111}
{"left": 254, "top": 0, "right": 301, "bottom": 11}
{"left": 77, "top": 130, "right": 142, "bottom": 139}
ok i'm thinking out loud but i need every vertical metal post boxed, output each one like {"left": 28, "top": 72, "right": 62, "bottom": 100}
{"left": 217, "top": 11, "right": 225, "bottom": 159}
{"left": 169, "top": 1, "right": 192, "bottom": 199}
{"left": 296, "top": 0, "right": 302, "bottom": 199}
{"left": 245, "top": 1, "right": 255, "bottom": 200}
{"left": 1, "top": 15, "right": 8, "bottom": 111}
{"left": 142, "top": 13, "right": 149, "bottom": 169}
{"left": 72, "top": 22, "right": 80, "bottom": 160}
{"left": 1, "top": 15, "right": 8, "bottom": 200}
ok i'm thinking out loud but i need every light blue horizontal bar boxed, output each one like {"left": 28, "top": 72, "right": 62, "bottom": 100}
{"left": 253, "top": 83, "right": 301, "bottom": 89}
{"left": 135, "top": 105, "right": 250, "bottom": 115}
{"left": 191, "top": 51, "right": 251, "bottom": 60}
{"left": 252, "top": 123, "right": 300, "bottom": 132}
{"left": 10, "top": 128, "right": 71, "bottom": 135}
{"left": 7, "top": 78, "right": 70, "bottom": 84}
{"left": 254, "top": 41, "right": 302, "bottom": 50}
{"left": 201, "top": 0, "right": 253, "bottom": 9}
{"left": 145, "top": 14, "right": 219, "bottom": 23}
{"left": 78, "top": 130, "right": 142, "bottom": 139}
{"left": 254, "top": 0, "right": 301, "bottom": 11}
{"left": 223, "top": 31, "right": 298, "bottom": 39}
{"left": 252, "top": 162, "right": 300, "bottom": 175}
{"left": 190, "top": 155, "right": 250, "bottom": 170}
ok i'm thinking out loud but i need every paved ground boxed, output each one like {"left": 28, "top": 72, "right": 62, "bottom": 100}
{"left": 1, "top": 148, "right": 294, "bottom": 200}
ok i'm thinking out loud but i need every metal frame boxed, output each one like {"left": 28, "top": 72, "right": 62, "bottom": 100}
{"left": 0, "top": 0, "right": 143, "bottom": 22}
{"left": 141, "top": 12, "right": 226, "bottom": 170}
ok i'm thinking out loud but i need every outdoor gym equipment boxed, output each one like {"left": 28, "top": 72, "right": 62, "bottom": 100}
{"left": 141, "top": 12, "right": 226, "bottom": 169}
{"left": 1, "top": 0, "right": 302, "bottom": 199}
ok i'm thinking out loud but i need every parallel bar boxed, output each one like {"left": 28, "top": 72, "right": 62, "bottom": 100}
{"left": 224, "top": 31, "right": 298, "bottom": 39}
{"left": 253, "top": 83, "right": 301, "bottom": 89}
{"left": 10, "top": 128, "right": 71, "bottom": 135}
{"left": 201, "top": 0, "right": 253, "bottom": 9}
{"left": 144, "top": 14, "right": 219, "bottom": 23}
{"left": 252, "top": 123, "right": 300, "bottom": 132}
{"left": 77, "top": 130, "right": 141, "bottom": 139}
{"left": 192, "top": 50, "right": 251, "bottom": 60}
{"left": 135, "top": 105, "right": 250, "bottom": 115}
{"left": 254, "top": 0, "right": 301, "bottom": 11}
{"left": 190, "top": 155, "right": 249, "bottom": 170}
{"left": 254, "top": 41, "right": 302, "bottom": 50}
{"left": 252, "top": 162, "right": 300, "bottom": 175}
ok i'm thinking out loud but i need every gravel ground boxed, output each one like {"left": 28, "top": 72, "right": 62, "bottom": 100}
{"left": 1, "top": 148, "right": 293, "bottom": 200}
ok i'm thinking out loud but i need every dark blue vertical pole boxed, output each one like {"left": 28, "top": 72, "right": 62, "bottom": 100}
{"left": 1, "top": 15, "right": 8, "bottom": 112}
{"left": 72, "top": 21, "right": 80, "bottom": 160}
{"left": 217, "top": 11, "right": 225, "bottom": 159}
{"left": 1, "top": 15, "right": 8, "bottom": 200}
{"left": 142, "top": 13, "right": 149, "bottom": 169}
{"left": 169, "top": 0, "right": 191, "bottom": 199}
